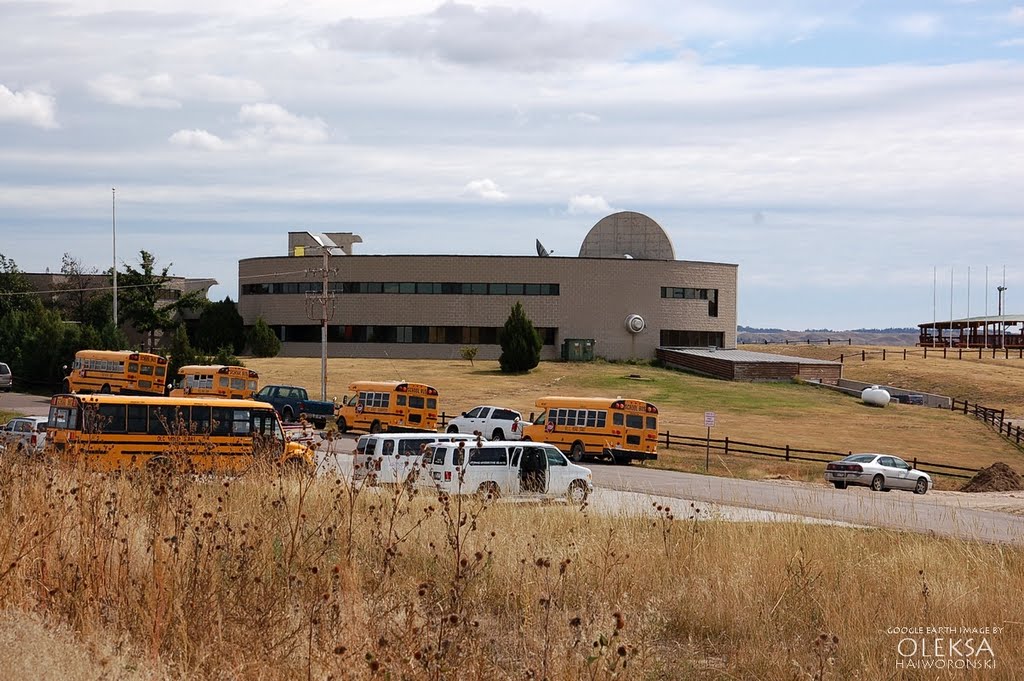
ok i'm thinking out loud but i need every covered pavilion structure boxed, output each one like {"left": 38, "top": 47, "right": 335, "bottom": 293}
{"left": 917, "top": 315, "right": 1024, "bottom": 348}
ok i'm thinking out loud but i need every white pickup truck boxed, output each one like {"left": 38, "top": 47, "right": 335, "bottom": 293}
{"left": 0, "top": 416, "right": 49, "bottom": 455}
{"left": 445, "top": 405, "right": 531, "bottom": 441}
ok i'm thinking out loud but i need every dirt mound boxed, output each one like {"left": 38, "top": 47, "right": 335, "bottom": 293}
{"left": 960, "top": 462, "right": 1024, "bottom": 493}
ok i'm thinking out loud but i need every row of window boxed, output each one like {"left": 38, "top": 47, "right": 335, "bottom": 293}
{"left": 659, "top": 330, "right": 725, "bottom": 347}
{"left": 83, "top": 404, "right": 277, "bottom": 437}
{"left": 277, "top": 325, "right": 558, "bottom": 346}
{"left": 432, "top": 446, "right": 567, "bottom": 468}
{"left": 74, "top": 358, "right": 125, "bottom": 373}
{"left": 242, "top": 282, "right": 561, "bottom": 296}
{"left": 661, "top": 288, "right": 719, "bottom": 318}
{"left": 547, "top": 409, "right": 655, "bottom": 430}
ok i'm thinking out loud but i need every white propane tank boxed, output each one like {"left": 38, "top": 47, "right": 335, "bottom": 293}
{"left": 861, "top": 385, "right": 891, "bottom": 407}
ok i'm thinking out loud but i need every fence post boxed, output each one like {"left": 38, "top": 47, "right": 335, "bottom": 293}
{"left": 882, "top": 349, "right": 886, "bottom": 361}
{"left": 1006, "top": 348, "right": 1010, "bottom": 360}
{"left": 840, "top": 354, "right": 844, "bottom": 364}
{"left": 1001, "top": 409, "right": 1005, "bottom": 425}
{"left": 924, "top": 347, "right": 928, "bottom": 359}
{"left": 725, "top": 437, "right": 730, "bottom": 455}
{"left": 848, "top": 339, "right": 852, "bottom": 346}
{"left": 785, "top": 444, "right": 790, "bottom": 461}
{"left": 861, "top": 350, "right": 866, "bottom": 361}
{"left": 903, "top": 349, "right": 907, "bottom": 360}
{"left": 958, "top": 348, "right": 962, "bottom": 360}
{"left": 664, "top": 430, "right": 670, "bottom": 448}
{"left": 963, "top": 400, "right": 968, "bottom": 415}
{"left": 827, "top": 338, "right": 831, "bottom": 346}
{"left": 913, "top": 457, "right": 917, "bottom": 470}
{"left": 943, "top": 347, "right": 947, "bottom": 359}
{"left": 979, "top": 348, "right": 983, "bottom": 359}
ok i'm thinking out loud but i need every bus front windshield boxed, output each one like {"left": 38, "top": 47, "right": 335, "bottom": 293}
{"left": 533, "top": 410, "right": 547, "bottom": 425}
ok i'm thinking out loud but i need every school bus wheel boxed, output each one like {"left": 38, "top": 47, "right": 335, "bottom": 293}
{"left": 336, "top": 416, "right": 348, "bottom": 433}
{"left": 370, "top": 420, "right": 382, "bottom": 434}
{"left": 570, "top": 441, "right": 585, "bottom": 463}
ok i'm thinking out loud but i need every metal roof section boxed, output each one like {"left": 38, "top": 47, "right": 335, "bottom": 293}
{"left": 665, "top": 348, "right": 842, "bottom": 365}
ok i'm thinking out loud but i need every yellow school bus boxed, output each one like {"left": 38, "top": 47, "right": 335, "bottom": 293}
{"left": 520, "top": 396, "right": 659, "bottom": 464}
{"left": 169, "top": 364, "right": 259, "bottom": 400}
{"left": 335, "top": 381, "right": 439, "bottom": 434}
{"left": 44, "top": 393, "right": 316, "bottom": 474}
{"left": 63, "top": 350, "right": 169, "bottom": 396}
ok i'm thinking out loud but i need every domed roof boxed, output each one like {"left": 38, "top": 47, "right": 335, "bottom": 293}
{"left": 578, "top": 211, "right": 676, "bottom": 260}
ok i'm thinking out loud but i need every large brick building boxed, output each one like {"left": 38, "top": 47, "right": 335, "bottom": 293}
{"left": 237, "top": 212, "right": 738, "bottom": 361}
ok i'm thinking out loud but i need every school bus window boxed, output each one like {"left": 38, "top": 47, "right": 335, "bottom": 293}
{"left": 646, "top": 416, "right": 657, "bottom": 429}
{"left": 98, "top": 404, "right": 127, "bottom": 433}
{"left": 128, "top": 362, "right": 139, "bottom": 373}
{"left": 191, "top": 406, "right": 212, "bottom": 433}
{"left": 626, "top": 414, "right": 643, "bottom": 429}
{"left": 140, "top": 364, "right": 154, "bottom": 376}
{"left": 212, "top": 407, "right": 233, "bottom": 436}
{"left": 230, "top": 378, "right": 246, "bottom": 390}
{"left": 396, "top": 394, "right": 407, "bottom": 406}
{"left": 148, "top": 406, "right": 178, "bottom": 435}
{"left": 127, "top": 405, "right": 147, "bottom": 432}
{"left": 156, "top": 366, "right": 166, "bottom": 377}
{"left": 613, "top": 413, "right": 624, "bottom": 426}
{"left": 232, "top": 410, "right": 251, "bottom": 434}
{"left": 427, "top": 398, "right": 436, "bottom": 409}
{"left": 409, "top": 395, "right": 425, "bottom": 409}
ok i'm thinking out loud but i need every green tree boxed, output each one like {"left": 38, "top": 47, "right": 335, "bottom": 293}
{"left": 0, "top": 253, "right": 32, "bottom": 319}
{"left": 54, "top": 253, "right": 102, "bottom": 322}
{"left": 195, "top": 296, "right": 245, "bottom": 354}
{"left": 498, "top": 302, "right": 542, "bottom": 373}
{"left": 248, "top": 317, "right": 281, "bottom": 357}
{"left": 167, "top": 323, "right": 202, "bottom": 381}
{"left": 117, "top": 250, "right": 207, "bottom": 351}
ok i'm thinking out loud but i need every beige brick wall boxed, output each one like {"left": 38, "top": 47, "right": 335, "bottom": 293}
{"left": 238, "top": 255, "right": 737, "bottom": 361}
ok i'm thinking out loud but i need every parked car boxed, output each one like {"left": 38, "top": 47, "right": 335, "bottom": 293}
{"left": 825, "top": 453, "right": 931, "bottom": 494}
{"left": 253, "top": 385, "right": 335, "bottom": 429}
{"left": 445, "top": 405, "right": 531, "bottom": 440}
{"left": 0, "top": 416, "right": 48, "bottom": 455}
{"left": 0, "top": 362, "right": 12, "bottom": 391}
{"left": 353, "top": 432, "right": 475, "bottom": 485}
{"left": 421, "top": 440, "right": 593, "bottom": 503}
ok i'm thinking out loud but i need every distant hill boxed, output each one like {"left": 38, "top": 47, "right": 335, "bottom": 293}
{"left": 737, "top": 326, "right": 919, "bottom": 346}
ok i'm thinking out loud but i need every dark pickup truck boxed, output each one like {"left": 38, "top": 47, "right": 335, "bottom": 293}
{"left": 254, "top": 385, "right": 335, "bottom": 429}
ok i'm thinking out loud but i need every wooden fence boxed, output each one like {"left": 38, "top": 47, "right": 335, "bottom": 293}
{"left": 659, "top": 431, "right": 978, "bottom": 479}
{"left": 951, "top": 399, "right": 1024, "bottom": 446}
{"left": 838, "top": 347, "right": 1024, "bottom": 363}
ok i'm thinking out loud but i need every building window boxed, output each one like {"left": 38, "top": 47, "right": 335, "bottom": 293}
{"left": 659, "top": 330, "right": 724, "bottom": 347}
{"left": 661, "top": 287, "right": 718, "bottom": 317}
{"left": 283, "top": 324, "right": 557, "bottom": 346}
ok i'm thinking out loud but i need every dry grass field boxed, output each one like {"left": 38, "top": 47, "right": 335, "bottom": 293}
{"left": 247, "top": 355, "right": 1024, "bottom": 487}
{"left": 1, "top": 458, "right": 1021, "bottom": 680}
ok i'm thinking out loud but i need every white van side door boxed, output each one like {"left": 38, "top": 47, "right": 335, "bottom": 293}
{"left": 510, "top": 447, "right": 523, "bottom": 495}
{"left": 544, "top": 446, "right": 570, "bottom": 495}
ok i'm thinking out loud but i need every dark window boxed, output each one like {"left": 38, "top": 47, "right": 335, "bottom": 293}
{"left": 211, "top": 407, "right": 233, "bottom": 436}
{"left": 468, "top": 447, "right": 508, "bottom": 466}
{"left": 97, "top": 404, "right": 127, "bottom": 433}
{"left": 659, "top": 330, "right": 725, "bottom": 347}
{"left": 646, "top": 416, "right": 657, "bottom": 430}
{"left": 626, "top": 414, "right": 643, "bottom": 429}
{"left": 396, "top": 394, "right": 406, "bottom": 407}
{"left": 409, "top": 396, "right": 425, "bottom": 409}
{"left": 471, "top": 283, "right": 487, "bottom": 295}
{"left": 489, "top": 283, "right": 507, "bottom": 295}
{"left": 127, "top": 405, "right": 147, "bottom": 433}
{"left": 613, "top": 413, "right": 624, "bottom": 426}
{"left": 506, "top": 283, "right": 524, "bottom": 295}
{"left": 524, "top": 283, "right": 541, "bottom": 295}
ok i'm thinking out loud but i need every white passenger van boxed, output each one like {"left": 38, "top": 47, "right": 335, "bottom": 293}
{"left": 353, "top": 432, "right": 475, "bottom": 485}
{"left": 421, "top": 440, "right": 593, "bottom": 502}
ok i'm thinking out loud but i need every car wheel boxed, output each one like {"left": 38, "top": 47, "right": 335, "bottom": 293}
{"left": 491, "top": 428, "right": 504, "bottom": 441}
{"left": 832, "top": 481, "right": 848, "bottom": 489}
{"left": 870, "top": 474, "right": 885, "bottom": 492}
{"left": 100, "top": 384, "right": 111, "bottom": 394}
{"left": 336, "top": 416, "right": 348, "bottom": 433}
{"left": 62, "top": 379, "right": 71, "bottom": 393}
{"left": 477, "top": 481, "right": 500, "bottom": 500}
{"left": 313, "top": 418, "right": 327, "bottom": 430}
{"left": 370, "top": 420, "right": 382, "bottom": 434}
{"left": 282, "top": 407, "right": 294, "bottom": 423}
{"left": 567, "top": 480, "right": 589, "bottom": 504}
{"left": 914, "top": 478, "right": 928, "bottom": 495}
{"left": 570, "top": 441, "right": 585, "bottom": 463}
{"left": 447, "top": 424, "right": 459, "bottom": 433}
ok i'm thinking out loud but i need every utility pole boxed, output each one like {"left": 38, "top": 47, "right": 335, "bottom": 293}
{"left": 998, "top": 265, "right": 1008, "bottom": 350}
{"left": 112, "top": 187, "right": 118, "bottom": 327}
{"left": 304, "top": 234, "right": 339, "bottom": 402}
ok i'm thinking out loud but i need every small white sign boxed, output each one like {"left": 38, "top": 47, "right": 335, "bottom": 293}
{"left": 704, "top": 411, "right": 716, "bottom": 427}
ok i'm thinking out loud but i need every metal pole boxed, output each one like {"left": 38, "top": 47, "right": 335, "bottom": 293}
{"left": 705, "top": 427, "right": 711, "bottom": 471}
{"left": 967, "top": 266, "right": 971, "bottom": 346}
{"left": 932, "top": 266, "right": 937, "bottom": 347}
{"left": 321, "top": 249, "right": 328, "bottom": 402}
{"left": 950, "top": 266, "right": 954, "bottom": 346}
{"left": 112, "top": 187, "right": 118, "bottom": 327}
{"left": 985, "top": 266, "right": 989, "bottom": 349}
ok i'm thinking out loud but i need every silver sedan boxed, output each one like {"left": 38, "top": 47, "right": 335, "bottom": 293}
{"left": 824, "top": 453, "right": 931, "bottom": 494}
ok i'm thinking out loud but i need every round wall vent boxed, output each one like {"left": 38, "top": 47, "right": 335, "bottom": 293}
{"left": 625, "top": 314, "right": 646, "bottom": 334}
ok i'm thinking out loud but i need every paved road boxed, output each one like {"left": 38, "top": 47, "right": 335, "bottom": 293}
{"left": 0, "top": 391, "right": 52, "bottom": 417}
{"left": 591, "top": 464, "right": 1024, "bottom": 545}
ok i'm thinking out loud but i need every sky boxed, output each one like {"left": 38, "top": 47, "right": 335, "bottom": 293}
{"left": 2, "top": 0, "right": 1024, "bottom": 330}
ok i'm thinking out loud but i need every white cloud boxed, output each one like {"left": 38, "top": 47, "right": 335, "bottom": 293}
{"left": 567, "top": 194, "right": 611, "bottom": 215}
{"left": 1010, "top": 7, "right": 1024, "bottom": 25}
{"left": 463, "top": 178, "right": 508, "bottom": 201}
{"left": 237, "top": 103, "right": 329, "bottom": 144}
{"left": 998, "top": 37, "right": 1024, "bottom": 47}
{"left": 89, "top": 73, "right": 181, "bottom": 109}
{"left": 0, "top": 84, "right": 57, "bottom": 129}
{"left": 569, "top": 112, "right": 600, "bottom": 124}
{"left": 88, "top": 73, "right": 266, "bottom": 109}
{"left": 169, "top": 128, "right": 229, "bottom": 151}
{"left": 893, "top": 13, "right": 941, "bottom": 37}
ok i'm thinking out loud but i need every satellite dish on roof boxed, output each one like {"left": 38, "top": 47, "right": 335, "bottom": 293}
{"left": 536, "top": 239, "right": 551, "bottom": 257}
